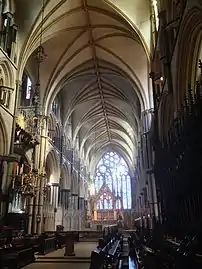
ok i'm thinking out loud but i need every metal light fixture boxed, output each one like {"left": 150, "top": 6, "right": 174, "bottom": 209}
{"left": 13, "top": 170, "right": 50, "bottom": 198}
{"left": 36, "top": 214, "right": 41, "bottom": 223}
{"left": 20, "top": 0, "right": 47, "bottom": 141}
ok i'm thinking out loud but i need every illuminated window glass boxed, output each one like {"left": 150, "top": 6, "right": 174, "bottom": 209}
{"left": 95, "top": 151, "right": 131, "bottom": 209}
{"left": 26, "top": 77, "right": 32, "bottom": 100}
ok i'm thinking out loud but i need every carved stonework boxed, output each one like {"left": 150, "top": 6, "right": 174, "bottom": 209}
{"left": 14, "top": 124, "right": 39, "bottom": 154}
{"left": 16, "top": 107, "right": 48, "bottom": 147}
{"left": 16, "top": 112, "right": 25, "bottom": 129}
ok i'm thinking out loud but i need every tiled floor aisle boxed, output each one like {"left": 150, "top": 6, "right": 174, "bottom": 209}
{"left": 23, "top": 242, "right": 97, "bottom": 269}
{"left": 24, "top": 263, "right": 90, "bottom": 269}
{"left": 40, "top": 242, "right": 97, "bottom": 257}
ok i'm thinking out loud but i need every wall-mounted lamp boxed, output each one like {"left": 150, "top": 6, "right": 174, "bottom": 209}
{"left": 36, "top": 214, "right": 41, "bottom": 223}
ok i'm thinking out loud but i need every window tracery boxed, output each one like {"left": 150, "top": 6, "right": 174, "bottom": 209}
{"left": 95, "top": 151, "right": 131, "bottom": 210}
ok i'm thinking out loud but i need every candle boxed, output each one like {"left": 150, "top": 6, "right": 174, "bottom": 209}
{"left": 17, "top": 165, "right": 19, "bottom": 175}
{"left": 21, "top": 175, "right": 24, "bottom": 185}
{"left": 20, "top": 164, "right": 24, "bottom": 174}
{"left": 12, "top": 177, "right": 15, "bottom": 189}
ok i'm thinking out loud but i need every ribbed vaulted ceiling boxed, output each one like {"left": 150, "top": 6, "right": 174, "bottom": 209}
{"left": 17, "top": 0, "right": 151, "bottom": 171}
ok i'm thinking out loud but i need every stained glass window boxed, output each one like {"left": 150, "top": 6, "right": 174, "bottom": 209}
{"left": 95, "top": 151, "right": 131, "bottom": 210}
{"left": 26, "top": 77, "right": 32, "bottom": 100}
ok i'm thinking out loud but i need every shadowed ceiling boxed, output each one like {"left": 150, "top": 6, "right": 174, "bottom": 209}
{"left": 16, "top": 0, "right": 152, "bottom": 172}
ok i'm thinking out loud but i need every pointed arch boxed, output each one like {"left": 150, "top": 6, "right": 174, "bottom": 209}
{"left": 60, "top": 163, "right": 71, "bottom": 190}
{"left": 45, "top": 149, "right": 60, "bottom": 183}
{"left": 0, "top": 60, "right": 15, "bottom": 87}
{"left": 175, "top": 7, "right": 202, "bottom": 111}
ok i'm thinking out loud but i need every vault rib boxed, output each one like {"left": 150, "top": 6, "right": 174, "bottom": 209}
{"left": 83, "top": 0, "right": 111, "bottom": 141}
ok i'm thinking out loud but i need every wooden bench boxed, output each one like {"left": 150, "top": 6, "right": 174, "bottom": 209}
{"left": 0, "top": 243, "right": 35, "bottom": 269}
{"left": 90, "top": 239, "right": 121, "bottom": 269}
{"left": 38, "top": 235, "right": 57, "bottom": 255}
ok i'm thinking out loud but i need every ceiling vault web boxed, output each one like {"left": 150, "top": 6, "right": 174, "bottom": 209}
{"left": 20, "top": 0, "right": 150, "bottom": 171}
{"left": 83, "top": 0, "right": 111, "bottom": 141}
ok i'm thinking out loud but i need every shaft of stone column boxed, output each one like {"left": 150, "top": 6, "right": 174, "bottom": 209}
{"left": 33, "top": 176, "right": 40, "bottom": 234}
{"left": 28, "top": 196, "right": 34, "bottom": 234}
{"left": 37, "top": 176, "right": 45, "bottom": 234}
{"left": 1, "top": 161, "right": 7, "bottom": 193}
{"left": 150, "top": 174, "right": 158, "bottom": 220}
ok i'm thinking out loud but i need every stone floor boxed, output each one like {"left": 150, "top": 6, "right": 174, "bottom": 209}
{"left": 38, "top": 242, "right": 97, "bottom": 257}
{"left": 23, "top": 242, "right": 97, "bottom": 269}
{"left": 24, "top": 263, "right": 90, "bottom": 269}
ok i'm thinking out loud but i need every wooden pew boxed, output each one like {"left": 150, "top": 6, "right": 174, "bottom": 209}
{"left": 0, "top": 236, "right": 35, "bottom": 269}
{"left": 90, "top": 238, "right": 121, "bottom": 269}
{"left": 106, "top": 240, "right": 121, "bottom": 268}
{"left": 38, "top": 233, "right": 57, "bottom": 255}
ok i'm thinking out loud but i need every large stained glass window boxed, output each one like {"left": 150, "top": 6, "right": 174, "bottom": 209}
{"left": 95, "top": 151, "right": 131, "bottom": 210}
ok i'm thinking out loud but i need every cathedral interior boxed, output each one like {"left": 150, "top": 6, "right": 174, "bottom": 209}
{"left": 0, "top": 0, "right": 202, "bottom": 268}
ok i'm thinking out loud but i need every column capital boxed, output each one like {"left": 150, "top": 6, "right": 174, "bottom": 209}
{"left": 52, "top": 183, "right": 59, "bottom": 187}
{"left": 61, "top": 188, "right": 70, "bottom": 192}
{"left": 16, "top": 80, "right": 22, "bottom": 88}
{"left": 71, "top": 193, "right": 78, "bottom": 197}
{"left": 146, "top": 168, "right": 154, "bottom": 175}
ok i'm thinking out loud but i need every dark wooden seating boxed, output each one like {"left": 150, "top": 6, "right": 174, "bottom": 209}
{"left": 0, "top": 237, "right": 35, "bottom": 269}
{"left": 56, "top": 232, "right": 66, "bottom": 248}
{"left": 38, "top": 234, "right": 57, "bottom": 255}
{"left": 90, "top": 236, "right": 121, "bottom": 269}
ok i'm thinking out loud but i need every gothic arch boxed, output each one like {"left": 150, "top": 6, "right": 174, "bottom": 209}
{"left": 71, "top": 170, "right": 78, "bottom": 195}
{"left": 0, "top": 60, "right": 14, "bottom": 87}
{"left": 176, "top": 7, "right": 202, "bottom": 110}
{"left": 45, "top": 149, "right": 60, "bottom": 184}
{"left": 60, "top": 163, "right": 71, "bottom": 190}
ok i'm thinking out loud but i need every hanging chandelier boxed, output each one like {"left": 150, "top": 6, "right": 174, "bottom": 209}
{"left": 22, "top": 0, "right": 47, "bottom": 141}
{"left": 14, "top": 170, "right": 50, "bottom": 197}
{"left": 18, "top": 170, "right": 37, "bottom": 196}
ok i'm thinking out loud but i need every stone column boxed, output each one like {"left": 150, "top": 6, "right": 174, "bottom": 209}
{"left": 32, "top": 175, "right": 40, "bottom": 234}
{"left": 64, "top": 190, "right": 68, "bottom": 209}
{"left": 1, "top": 12, "right": 12, "bottom": 51}
{"left": 37, "top": 175, "right": 45, "bottom": 234}
{"left": 1, "top": 161, "right": 7, "bottom": 192}
{"left": 52, "top": 183, "right": 59, "bottom": 230}
{"left": 148, "top": 172, "right": 158, "bottom": 223}
{"left": 94, "top": 202, "right": 97, "bottom": 220}
{"left": 62, "top": 189, "right": 69, "bottom": 228}
{"left": 0, "top": 1, "right": 3, "bottom": 33}
{"left": 0, "top": 161, "right": 8, "bottom": 217}
{"left": 28, "top": 196, "right": 34, "bottom": 234}
{"left": 69, "top": 195, "right": 73, "bottom": 230}
{"left": 10, "top": 23, "right": 17, "bottom": 61}
{"left": 69, "top": 194, "right": 78, "bottom": 230}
